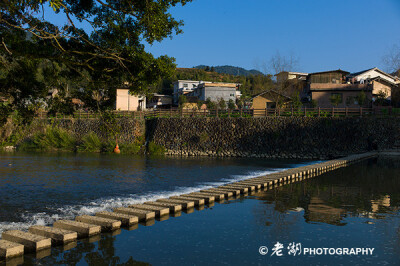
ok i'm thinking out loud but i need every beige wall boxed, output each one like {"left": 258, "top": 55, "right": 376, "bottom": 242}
{"left": 311, "top": 91, "right": 372, "bottom": 108}
{"left": 116, "top": 89, "right": 145, "bottom": 111}
{"left": 252, "top": 95, "right": 273, "bottom": 109}
{"left": 372, "top": 80, "right": 391, "bottom": 98}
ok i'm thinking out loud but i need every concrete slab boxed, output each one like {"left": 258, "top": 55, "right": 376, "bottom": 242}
{"left": 156, "top": 198, "right": 195, "bottom": 209}
{"left": 170, "top": 196, "right": 205, "bottom": 206}
{"left": 201, "top": 189, "right": 233, "bottom": 197}
{"left": 237, "top": 182, "right": 262, "bottom": 189}
{"left": 181, "top": 193, "right": 215, "bottom": 203}
{"left": 128, "top": 204, "right": 170, "bottom": 217}
{"left": 95, "top": 211, "right": 139, "bottom": 226}
{"left": 143, "top": 201, "right": 182, "bottom": 212}
{"left": 114, "top": 207, "right": 155, "bottom": 221}
{"left": 220, "top": 185, "right": 249, "bottom": 193}
{"left": 189, "top": 191, "right": 225, "bottom": 201}
{"left": 208, "top": 187, "right": 241, "bottom": 196}
{"left": 75, "top": 215, "right": 121, "bottom": 231}
{"left": 1, "top": 230, "right": 51, "bottom": 252}
{"left": 53, "top": 220, "right": 101, "bottom": 238}
{"left": 28, "top": 225, "right": 77, "bottom": 244}
{"left": 0, "top": 240, "right": 24, "bottom": 259}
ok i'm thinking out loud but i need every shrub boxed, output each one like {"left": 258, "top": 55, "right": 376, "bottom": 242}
{"left": 19, "top": 127, "right": 76, "bottom": 152}
{"left": 148, "top": 141, "right": 166, "bottom": 155}
{"left": 78, "top": 132, "right": 102, "bottom": 152}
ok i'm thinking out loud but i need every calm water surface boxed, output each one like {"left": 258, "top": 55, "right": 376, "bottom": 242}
{"left": 1, "top": 153, "right": 399, "bottom": 265}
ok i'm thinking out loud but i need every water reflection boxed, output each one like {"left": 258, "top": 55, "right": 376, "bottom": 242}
{"left": 22, "top": 233, "right": 150, "bottom": 265}
{"left": 256, "top": 156, "right": 400, "bottom": 226}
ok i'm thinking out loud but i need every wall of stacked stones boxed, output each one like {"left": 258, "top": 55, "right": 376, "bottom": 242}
{"left": 146, "top": 117, "right": 400, "bottom": 159}
{"left": 25, "top": 118, "right": 145, "bottom": 143}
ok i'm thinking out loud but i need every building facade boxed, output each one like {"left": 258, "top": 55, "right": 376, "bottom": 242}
{"left": 172, "top": 80, "right": 207, "bottom": 105}
{"left": 116, "top": 89, "right": 146, "bottom": 111}
{"left": 188, "top": 82, "right": 240, "bottom": 102}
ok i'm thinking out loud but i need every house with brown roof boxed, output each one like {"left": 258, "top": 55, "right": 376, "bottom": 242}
{"left": 306, "top": 68, "right": 398, "bottom": 108}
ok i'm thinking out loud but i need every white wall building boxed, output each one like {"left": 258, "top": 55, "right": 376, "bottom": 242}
{"left": 173, "top": 80, "right": 210, "bottom": 105}
{"left": 116, "top": 89, "right": 146, "bottom": 111}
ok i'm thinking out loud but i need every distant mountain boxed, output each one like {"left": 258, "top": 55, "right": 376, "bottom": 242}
{"left": 194, "top": 65, "right": 264, "bottom": 76}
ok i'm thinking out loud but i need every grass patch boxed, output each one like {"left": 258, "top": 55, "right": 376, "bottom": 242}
{"left": 19, "top": 127, "right": 76, "bottom": 152}
{"left": 78, "top": 132, "right": 102, "bottom": 152}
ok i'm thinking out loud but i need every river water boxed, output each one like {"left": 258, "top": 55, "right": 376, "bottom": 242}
{"left": 0, "top": 153, "right": 399, "bottom": 265}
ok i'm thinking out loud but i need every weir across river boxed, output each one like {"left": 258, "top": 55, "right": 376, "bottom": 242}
{"left": 0, "top": 151, "right": 378, "bottom": 262}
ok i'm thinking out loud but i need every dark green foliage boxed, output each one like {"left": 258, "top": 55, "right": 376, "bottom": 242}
{"left": 19, "top": 127, "right": 76, "bottom": 152}
{"left": 147, "top": 141, "right": 166, "bottom": 155}
{"left": 292, "top": 93, "right": 302, "bottom": 110}
{"left": 228, "top": 99, "right": 235, "bottom": 110}
{"left": 218, "top": 98, "right": 226, "bottom": 110}
{"left": 357, "top": 90, "right": 367, "bottom": 106}
{"left": 1, "top": 0, "right": 191, "bottom": 118}
{"left": 205, "top": 98, "right": 215, "bottom": 110}
{"left": 178, "top": 95, "right": 187, "bottom": 108}
{"left": 78, "top": 132, "right": 102, "bottom": 152}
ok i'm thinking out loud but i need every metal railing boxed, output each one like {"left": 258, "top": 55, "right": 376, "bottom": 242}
{"left": 35, "top": 107, "right": 400, "bottom": 120}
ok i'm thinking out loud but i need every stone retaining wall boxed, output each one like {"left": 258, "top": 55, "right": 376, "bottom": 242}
{"left": 146, "top": 117, "right": 400, "bottom": 159}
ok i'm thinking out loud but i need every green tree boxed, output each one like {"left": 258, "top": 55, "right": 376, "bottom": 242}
{"left": 357, "top": 90, "right": 367, "bottom": 106}
{"left": 0, "top": 0, "right": 192, "bottom": 119}
{"left": 228, "top": 99, "right": 236, "bottom": 110}
{"left": 218, "top": 98, "right": 226, "bottom": 110}
{"left": 330, "top": 94, "right": 342, "bottom": 107}
{"left": 375, "top": 91, "right": 387, "bottom": 106}
{"left": 292, "top": 93, "right": 302, "bottom": 110}
{"left": 196, "top": 99, "right": 204, "bottom": 110}
{"left": 205, "top": 97, "right": 215, "bottom": 110}
{"left": 178, "top": 95, "right": 187, "bottom": 108}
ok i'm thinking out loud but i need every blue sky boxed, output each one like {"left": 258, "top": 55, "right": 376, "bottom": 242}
{"left": 146, "top": 0, "right": 400, "bottom": 73}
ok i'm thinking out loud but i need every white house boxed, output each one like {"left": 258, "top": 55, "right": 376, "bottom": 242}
{"left": 172, "top": 80, "right": 210, "bottom": 105}
{"left": 188, "top": 82, "right": 240, "bottom": 102}
{"left": 347, "top": 67, "right": 398, "bottom": 99}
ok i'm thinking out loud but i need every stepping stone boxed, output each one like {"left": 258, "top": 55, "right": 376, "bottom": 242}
{"left": 156, "top": 198, "right": 194, "bottom": 209}
{"left": 189, "top": 192, "right": 225, "bottom": 201}
{"left": 75, "top": 215, "right": 121, "bottom": 231}
{"left": 128, "top": 204, "right": 170, "bottom": 217}
{"left": 170, "top": 196, "right": 205, "bottom": 206}
{"left": 238, "top": 182, "right": 262, "bottom": 189}
{"left": 201, "top": 189, "right": 233, "bottom": 197}
{"left": 143, "top": 201, "right": 182, "bottom": 212}
{"left": 181, "top": 194, "right": 215, "bottom": 203}
{"left": 95, "top": 211, "right": 139, "bottom": 226}
{"left": 209, "top": 187, "right": 241, "bottom": 196}
{"left": 53, "top": 220, "right": 101, "bottom": 238}
{"left": 228, "top": 183, "right": 256, "bottom": 190}
{"left": 114, "top": 207, "right": 155, "bottom": 221}
{"left": 0, "top": 239, "right": 24, "bottom": 259}
{"left": 28, "top": 225, "right": 77, "bottom": 244}
{"left": 1, "top": 230, "right": 51, "bottom": 252}
{"left": 220, "top": 185, "right": 249, "bottom": 193}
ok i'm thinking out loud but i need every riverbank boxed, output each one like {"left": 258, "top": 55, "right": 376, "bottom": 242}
{"left": 2, "top": 117, "right": 400, "bottom": 159}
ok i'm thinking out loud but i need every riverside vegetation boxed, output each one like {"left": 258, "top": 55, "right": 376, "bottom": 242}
{"left": 0, "top": 112, "right": 166, "bottom": 155}
{"left": 2, "top": 114, "right": 400, "bottom": 158}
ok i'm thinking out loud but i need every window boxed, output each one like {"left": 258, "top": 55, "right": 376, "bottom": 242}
{"left": 183, "top": 83, "right": 188, "bottom": 88}
{"left": 230, "top": 94, "right": 235, "bottom": 97}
